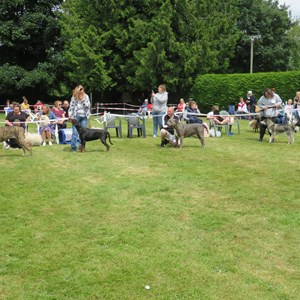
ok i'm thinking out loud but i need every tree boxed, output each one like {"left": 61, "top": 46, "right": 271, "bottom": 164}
{"left": 230, "top": 0, "right": 292, "bottom": 73}
{"left": 287, "top": 20, "right": 300, "bottom": 70}
{"left": 61, "top": 0, "right": 240, "bottom": 98}
{"left": 0, "top": 0, "right": 65, "bottom": 100}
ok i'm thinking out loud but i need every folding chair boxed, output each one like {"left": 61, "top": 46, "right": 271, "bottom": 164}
{"left": 220, "top": 110, "right": 240, "bottom": 135}
{"left": 126, "top": 114, "right": 146, "bottom": 138}
{"left": 209, "top": 119, "right": 230, "bottom": 136}
{"left": 228, "top": 105, "right": 236, "bottom": 115}
{"left": 95, "top": 114, "right": 122, "bottom": 138}
{"left": 58, "top": 128, "right": 72, "bottom": 144}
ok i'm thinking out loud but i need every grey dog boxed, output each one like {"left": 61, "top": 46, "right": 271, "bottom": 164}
{"left": 167, "top": 118, "right": 206, "bottom": 148}
{"left": 261, "top": 119, "right": 296, "bottom": 144}
{"left": 0, "top": 126, "right": 32, "bottom": 156}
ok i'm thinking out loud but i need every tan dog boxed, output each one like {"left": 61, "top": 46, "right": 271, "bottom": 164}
{"left": 249, "top": 119, "right": 260, "bottom": 132}
{"left": 0, "top": 126, "right": 32, "bottom": 156}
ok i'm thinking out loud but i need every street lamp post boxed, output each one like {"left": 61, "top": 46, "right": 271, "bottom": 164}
{"left": 249, "top": 35, "right": 261, "bottom": 74}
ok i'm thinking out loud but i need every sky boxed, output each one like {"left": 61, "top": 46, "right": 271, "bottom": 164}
{"left": 278, "top": 0, "right": 300, "bottom": 19}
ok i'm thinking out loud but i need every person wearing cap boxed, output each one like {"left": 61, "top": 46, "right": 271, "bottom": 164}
{"left": 246, "top": 91, "right": 256, "bottom": 116}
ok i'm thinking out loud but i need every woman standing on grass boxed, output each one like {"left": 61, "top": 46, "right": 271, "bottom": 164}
{"left": 69, "top": 85, "right": 91, "bottom": 152}
{"left": 257, "top": 88, "right": 282, "bottom": 142}
{"left": 151, "top": 84, "right": 168, "bottom": 137}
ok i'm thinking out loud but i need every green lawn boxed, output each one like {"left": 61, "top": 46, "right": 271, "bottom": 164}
{"left": 0, "top": 116, "right": 299, "bottom": 299}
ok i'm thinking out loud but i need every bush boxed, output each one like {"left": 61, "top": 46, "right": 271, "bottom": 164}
{"left": 192, "top": 71, "right": 300, "bottom": 112}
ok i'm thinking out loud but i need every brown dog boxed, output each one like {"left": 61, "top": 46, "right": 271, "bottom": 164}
{"left": 249, "top": 119, "right": 260, "bottom": 132}
{"left": 0, "top": 126, "right": 32, "bottom": 156}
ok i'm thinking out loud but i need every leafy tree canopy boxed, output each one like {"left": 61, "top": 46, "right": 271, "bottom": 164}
{"left": 61, "top": 0, "right": 240, "bottom": 95}
{"left": 230, "top": 0, "right": 293, "bottom": 73}
{"left": 0, "top": 0, "right": 65, "bottom": 99}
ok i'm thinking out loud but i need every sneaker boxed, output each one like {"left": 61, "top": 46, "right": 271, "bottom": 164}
{"left": 229, "top": 132, "right": 234, "bottom": 136}
{"left": 258, "top": 138, "right": 262, "bottom": 142}
{"left": 48, "top": 141, "right": 53, "bottom": 146}
{"left": 153, "top": 134, "right": 157, "bottom": 138}
{"left": 42, "top": 141, "right": 46, "bottom": 146}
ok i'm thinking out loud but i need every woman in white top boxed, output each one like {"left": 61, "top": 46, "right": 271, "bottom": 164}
{"left": 151, "top": 84, "right": 168, "bottom": 137}
{"left": 69, "top": 85, "right": 91, "bottom": 152}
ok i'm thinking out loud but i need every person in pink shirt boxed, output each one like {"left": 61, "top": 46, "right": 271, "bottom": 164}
{"left": 52, "top": 100, "right": 67, "bottom": 130}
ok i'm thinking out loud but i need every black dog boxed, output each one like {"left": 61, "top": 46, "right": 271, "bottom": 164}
{"left": 70, "top": 119, "right": 113, "bottom": 152}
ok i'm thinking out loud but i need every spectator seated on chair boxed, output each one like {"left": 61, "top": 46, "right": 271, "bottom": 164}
{"left": 38, "top": 104, "right": 57, "bottom": 146}
{"left": 20, "top": 96, "right": 31, "bottom": 114}
{"left": 52, "top": 100, "right": 68, "bottom": 142}
{"left": 34, "top": 100, "right": 44, "bottom": 114}
{"left": 62, "top": 100, "right": 69, "bottom": 118}
{"left": 237, "top": 97, "right": 249, "bottom": 119}
{"left": 175, "top": 98, "right": 186, "bottom": 120}
{"left": 186, "top": 100, "right": 203, "bottom": 124}
{"left": 4, "top": 103, "right": 14, "bottom": 116}
{"left": 5, "top": 104, "right": 30, "bottom": 130}
{"left": 207, "top": 105, "right": 234, "bottom": 136}
{"left": 137, "top": 99, "right": 149, "bottom": 116}
{"left": 228, "top": 104, "right": 236, "bottom": 115}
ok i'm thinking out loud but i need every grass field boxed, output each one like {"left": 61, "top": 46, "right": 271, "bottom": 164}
{"left": 0, "top": 116, "right": 299, "bottom": 299}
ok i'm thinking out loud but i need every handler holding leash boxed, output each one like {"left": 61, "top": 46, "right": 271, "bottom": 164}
{"left": 160, "top": 107, "right": 179, "bottom": 147}
{"left": 69, "top": 85, "right": 91, "bottom": 152}
{"left": 257, "top": 88, "right": 282, "bottom": 142}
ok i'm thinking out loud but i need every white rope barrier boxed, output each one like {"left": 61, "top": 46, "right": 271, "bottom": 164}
{"left": 1, "top": 106, "right": 299, "bottom": 125}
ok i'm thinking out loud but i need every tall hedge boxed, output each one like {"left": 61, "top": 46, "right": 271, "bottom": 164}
{"left": 192, "top": 71, "right": 300, "bottom": 113}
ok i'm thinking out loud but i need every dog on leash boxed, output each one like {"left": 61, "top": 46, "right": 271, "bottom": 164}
{"left": 70, "top": 119, "right": 113, "bottom": 152}
{"left": 0, "top": 126, "right": 32, "bottom": 156}
{"left": 167, "top": 118, "right": 208, "bottom": 148}
{"left": 261, "top": 119, "right": 296, "bottom": 144}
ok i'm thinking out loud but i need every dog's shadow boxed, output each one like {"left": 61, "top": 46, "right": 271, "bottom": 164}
{"left": 157, "top": 144, "right": 205, "bottom": 149}
{"left": 0, "top": 153, "right": 29, "bottom": 157}
{"left": 62, "top": 147, "right": 109, "bottom": 153}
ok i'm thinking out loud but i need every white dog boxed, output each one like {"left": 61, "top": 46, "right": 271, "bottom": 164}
{"left": 25, "top": 132, "right": 43, "bottom": 146}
